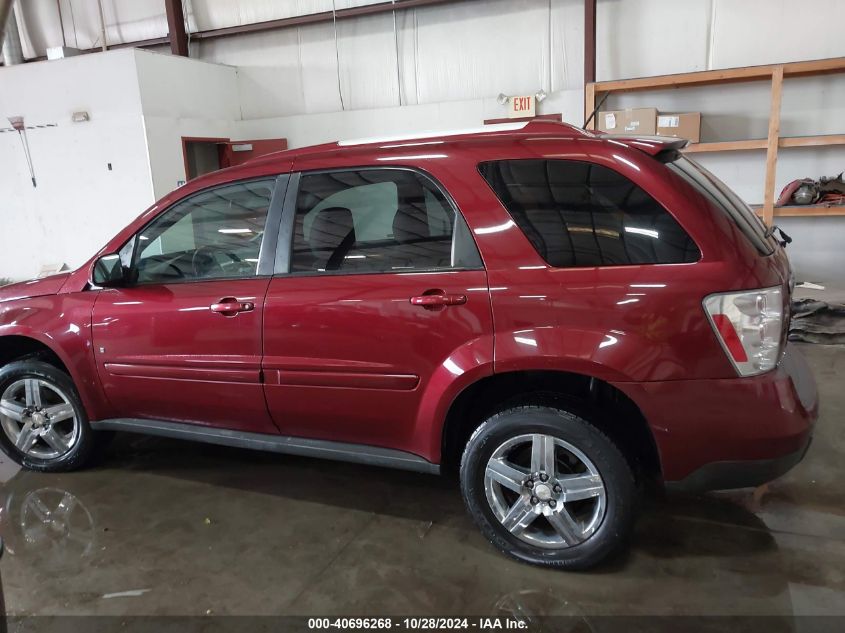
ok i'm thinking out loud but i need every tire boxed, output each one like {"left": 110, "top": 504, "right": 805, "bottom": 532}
{"left": 460, "top": 404, "right": 637, "bottom": 570}
{"left": 0, "top": 360, "right": 96, "bottom": 472}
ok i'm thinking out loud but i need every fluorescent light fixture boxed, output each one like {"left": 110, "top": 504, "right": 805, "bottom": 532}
{"left": 443, "top": 358, "right": 463, "bottom": 376}
{"left": 613, "top": 154, "right": 640, "bottom": 171}
{"left": 599, "top": 334, "right": 618, "bottom": 349}
{"left": 475, "top": 219, "right": 515, "bottom": 235}
{"left": 625, "top": 227, "right": 659, "bottom": 239}
{"left": 376, "top": 154, "right": 446, "bottom": 161}
{"left": 381, "top": 140, "right": 444, "bottom": 149}
{"left": 218, "top": 228, "right": 252, "bottom": 234}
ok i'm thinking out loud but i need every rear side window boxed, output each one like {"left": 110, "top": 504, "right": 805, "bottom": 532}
{"left": 667, "top": 156, "right": 774, "bottom": 255}
{"left": 290, "top": 168, "right": 482, "bottom": 274}
{"left": 478, "top": 159, "right": 700, "bottom": 268}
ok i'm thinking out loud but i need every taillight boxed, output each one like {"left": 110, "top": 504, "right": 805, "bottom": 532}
{"left": 703, "top": 286, "right": 784, "bottom": 376}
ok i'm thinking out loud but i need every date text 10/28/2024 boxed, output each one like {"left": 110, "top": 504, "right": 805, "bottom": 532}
{"left": 308, "top": 618, "right": 528, "bottom": 630}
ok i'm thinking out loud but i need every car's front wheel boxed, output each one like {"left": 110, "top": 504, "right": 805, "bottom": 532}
{"left": 460, "top": 404, "right": 637, "bottom": 570}
{"left": 0, "top": 360, "right": 96, "bottom": 472}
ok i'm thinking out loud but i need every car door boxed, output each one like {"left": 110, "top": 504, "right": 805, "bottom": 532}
{"left": 91, "top": 176, "right": 286, "bottom": 434}
{"left": 262, "top": 167, "right": 493, "bottom": 454}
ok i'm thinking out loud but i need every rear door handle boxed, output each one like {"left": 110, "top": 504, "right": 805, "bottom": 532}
{"left": 409, "top": 293, "right": 467, "bottom": 308}
{"left": 210, "top": 297, "right": 255, "bottom": 316}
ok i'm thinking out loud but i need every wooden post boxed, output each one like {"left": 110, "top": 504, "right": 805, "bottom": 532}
{"left": 582, "top": 0, "right": 597, "bottom": 130}
{"left": 165, "top": 0, "right": 189, "bottom": 57}
{"left": 584, "top": 0, "right": 596, "bottom": 85}
{"left": 762, "top": 65, "right": 784, "bottom": 226}
{"left": 584, "top": 83, "right": 596, "bottom": 130}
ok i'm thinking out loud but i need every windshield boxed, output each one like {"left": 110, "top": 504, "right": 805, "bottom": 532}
{"left": 667, "top": 155, "right": 774, "bottom": 255}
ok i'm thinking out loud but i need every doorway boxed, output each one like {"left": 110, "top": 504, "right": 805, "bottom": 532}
{"left": 182, "top": 137, "right": 228, "bottom": 180}
{"left": 181, "top": 136, "right": 290, "bottom": 181}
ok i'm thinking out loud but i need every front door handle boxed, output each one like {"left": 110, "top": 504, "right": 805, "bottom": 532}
{"left": 210, "top": 297, "right": 255, "bottom": 317}
{"left": 409, "top": 292, "right": 467, "bottom": 309}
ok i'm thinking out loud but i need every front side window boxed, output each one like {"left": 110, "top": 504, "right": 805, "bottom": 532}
{"left": 134, "top": 179, "right": 274, "bottom": 284}
{"left": 290, "top": 169, "right": 482, "bottom": 274}
{"left": 478, "top": 159, "right": 700, "bottom": 268}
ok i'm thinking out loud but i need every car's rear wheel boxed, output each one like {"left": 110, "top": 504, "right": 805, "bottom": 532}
{"left": 460, "top": 404, "right": 636, "bottom": 570}
{"left": 0, "top": 360, "right": 96, "bottom": 472}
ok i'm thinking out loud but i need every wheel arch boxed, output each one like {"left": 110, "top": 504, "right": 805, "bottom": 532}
{"left": 0, "top": 334, "right": 71, "bottom": 375}
{"left": 0, "top": 330, "right": 108, "bottom": 421}
{"left": 438, "top": 369, "right": 662, "bottom": 482}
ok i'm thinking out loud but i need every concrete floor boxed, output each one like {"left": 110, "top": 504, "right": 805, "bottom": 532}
{"left": 0, "top": 344, "right": 842, "bottom": 618}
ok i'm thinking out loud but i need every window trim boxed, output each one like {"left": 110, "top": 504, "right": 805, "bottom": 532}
{"left": 476, "top": 158, "right": 702, "bottom": 269}
{"left": 274, "top": 165, "right": 485, "bottom": 277}
{"left": 122, "top": 175, "right": 287, "bottom": 287}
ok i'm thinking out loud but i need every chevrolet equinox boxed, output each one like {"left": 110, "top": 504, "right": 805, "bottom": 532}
{"left": 0, "top": 121, "right": 817, "bottom": 569}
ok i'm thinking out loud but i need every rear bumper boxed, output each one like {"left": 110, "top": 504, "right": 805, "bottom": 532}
{"left": 613, "top": 344, "right": 818, "bottom": 491}
{"left": 665, "top": 434, "right": 812, "bottom": 492}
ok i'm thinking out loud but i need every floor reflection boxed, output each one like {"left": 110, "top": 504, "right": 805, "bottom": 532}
{"left": 4, "top": 487, "right": 96, "bottom": 569}
{"left": 0, "top": 345, "right": 841, "bottom": 618}
{"left": 0, "top": 440, "right": 819, "bottom": 618}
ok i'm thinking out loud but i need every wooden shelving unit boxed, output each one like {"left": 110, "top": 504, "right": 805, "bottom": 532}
{"left": 585, "top": 57, "right": 845, "bottom": 224}
{"left": 685, "top": 134, "right": 845, "bottom": 154}
{"left": 751, "top": 204, "right": 845, "bottom": 218}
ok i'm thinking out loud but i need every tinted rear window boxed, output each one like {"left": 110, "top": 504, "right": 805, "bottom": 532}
{"left": 667, "top": 156, "right": 774, "bottom": 255}
{"left": 478, "top": 159, "right": 700, "bottom": 268}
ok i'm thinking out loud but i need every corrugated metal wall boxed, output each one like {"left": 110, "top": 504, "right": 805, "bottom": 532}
{"left": 14, "top": 0, "right": 583, "bottom": 115}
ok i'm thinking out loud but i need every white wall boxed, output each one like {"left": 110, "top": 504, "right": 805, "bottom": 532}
{"left": 135, "top": 51, "right": 240, "bottom": 198}
{"left": 4, "top": 0, "right": 845, "bottom": 283}
{"left": 16, "top": 0, "right": 585, "bottom": 118}
{"left": 199, "top": 0, "right": 584, "bottom": 118}
{"left": 234, "top": 88, "right": 583, "bottom": 148}
{"left": 0, "top": 49, "right": 154, "bottom": 281}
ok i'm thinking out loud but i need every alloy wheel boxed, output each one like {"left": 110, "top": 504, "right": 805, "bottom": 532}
{"left": 483, "top": 433, "right": 607, "bottom": 549}
{"left": 0, "top": 379, "right": 80, "bottom": 459}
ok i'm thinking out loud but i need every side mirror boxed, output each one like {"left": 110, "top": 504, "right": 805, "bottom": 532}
{"left": 91, "top": 254, "right": 127, "bottom": 287}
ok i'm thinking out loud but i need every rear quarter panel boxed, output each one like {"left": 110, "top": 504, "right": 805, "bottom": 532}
{"left": 450, "top": 138, "right": 786, "bottom": 383}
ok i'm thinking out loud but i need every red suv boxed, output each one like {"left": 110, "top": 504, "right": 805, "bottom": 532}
{"left": 0, "top": 121, "right": 817, "bottom": 569}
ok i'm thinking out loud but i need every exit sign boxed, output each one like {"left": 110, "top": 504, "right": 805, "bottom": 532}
{"left": 508, "top": 95, "right": 535, "bottom": 118}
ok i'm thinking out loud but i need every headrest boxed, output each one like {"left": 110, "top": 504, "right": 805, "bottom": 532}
{"left": 309, "top": 206, "right": 355, "bottom": 253}
{"left": 392, "top": 205, "right": 430, "bottom": 243}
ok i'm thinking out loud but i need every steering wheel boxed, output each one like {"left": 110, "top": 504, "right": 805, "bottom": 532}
{"left": 136, "top": 258, "right": 184, "bottom": 281}
{"left": 166, "top": 262, "right": 185, "bottom": 278}
{"left": 191, "top": 246, "right": 226, "bottom": 278}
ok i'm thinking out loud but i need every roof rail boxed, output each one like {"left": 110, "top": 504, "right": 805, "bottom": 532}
{"left": 337, "top": 119, "right": 586, "bottom": 147}
{"left": 338, "top": 122, "right": 530, "bottom": 147}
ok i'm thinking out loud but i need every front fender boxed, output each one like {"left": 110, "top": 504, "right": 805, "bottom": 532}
{"left": 0, "top": 293, "right": 111, "bottom": 421}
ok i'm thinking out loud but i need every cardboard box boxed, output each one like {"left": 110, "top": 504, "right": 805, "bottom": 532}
{"left": 597, "top": 108, "right": 657, "bottom": 135}
{"left": 656, "top": 112, "right": 701, "bottom": 143}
